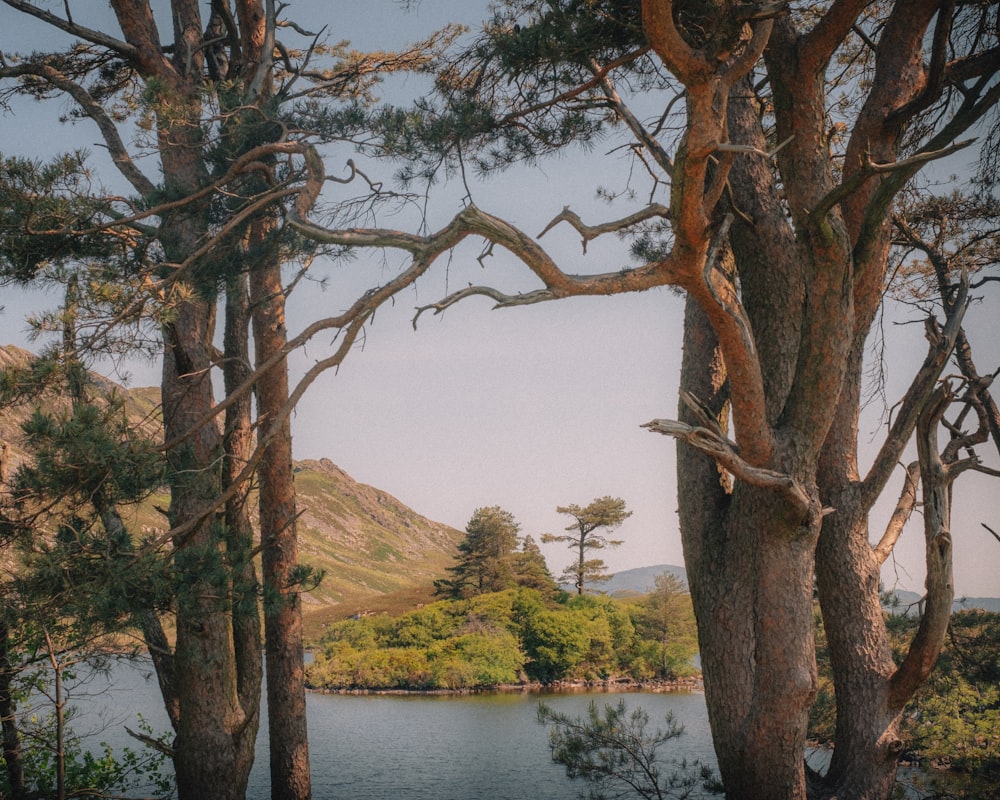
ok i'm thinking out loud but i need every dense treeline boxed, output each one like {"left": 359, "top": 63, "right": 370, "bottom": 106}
{"left": 306, "top": 581, "right": 699, "bottom": 691}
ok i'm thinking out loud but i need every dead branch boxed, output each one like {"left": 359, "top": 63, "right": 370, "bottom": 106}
{"left": 810, "top": 139, "right": 977, "bottom": 228}
{"left": 889, "top": 385, "right": 956, "bottom": 711}
{"left": 537, "top": 204, "right": 670, "bottom": 253}
{"left": 2, "top": 0, "right": 137, "bottom": 58}
{"left": 412, "top": 286, "right": 555, "bottom": 327}
{"left": 642, "top": 416, "right": 811, "bottom": 516}
{"left": 860, "top": 268, "right": 969, "bottom": 509}
{"left": 982, "top": 523, "right": 1000, "bottom": 546}
{"left": 872, "top": 460, "right": 920, "bottom": 566}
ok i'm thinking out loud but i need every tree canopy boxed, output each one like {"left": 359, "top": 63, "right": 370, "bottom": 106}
{"left": 542, "top": 496, "right": 632, "bottom": 594}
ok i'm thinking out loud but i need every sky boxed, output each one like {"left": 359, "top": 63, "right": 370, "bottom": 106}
{"left": 1, "top": 0, "right": 999, "bottom": 598}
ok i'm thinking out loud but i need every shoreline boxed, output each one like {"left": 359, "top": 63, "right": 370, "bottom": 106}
{"left": 308, "top": 675, "right": 704, "bottom": 696}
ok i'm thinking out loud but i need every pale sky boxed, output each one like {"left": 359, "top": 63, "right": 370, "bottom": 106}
{"left": 1, "top": 0, "right": 998, "bottom": 598}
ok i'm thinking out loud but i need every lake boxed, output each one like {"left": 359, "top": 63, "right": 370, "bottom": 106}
{"left": 61, "top": 659, "right": 961, "bottom": 799}
{"left": 66, "top": 658, "right": 717, "bottom": 799}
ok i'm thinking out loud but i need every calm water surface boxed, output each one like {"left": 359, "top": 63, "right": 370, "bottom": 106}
{"left": 70, "top": 658, "right": 716, "bottom": 799}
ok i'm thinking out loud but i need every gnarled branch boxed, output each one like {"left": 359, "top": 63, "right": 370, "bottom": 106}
{"left": 642, "top": 415, "right": 810, "bottom": 517}
{"left": 537, "top": 204, "right": 670, "bottom": 253}
{"left": 889, "top": 385, "right": 956, "bottom": 711}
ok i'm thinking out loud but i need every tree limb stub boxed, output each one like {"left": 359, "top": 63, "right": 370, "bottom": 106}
{"left": 642, "top": 416, "right": 810, "bottom": 516}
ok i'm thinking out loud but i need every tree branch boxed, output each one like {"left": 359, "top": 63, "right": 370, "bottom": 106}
{"left": 0, "top": 61, "right": 156, "bottom": 197}
{"left": 860, "top": 271, "right": 969, "bottom": 509}
{"left": 537, "top": 204, "right": 670, "bottom": 253}
{"left": 642, "top": 414, "right": 810, "bottom": 517}
{"left": 889, "top": 385, "right": 955, "bottom": 711}
{"left": 872, "top": 460, "right": 920, "bottom": 566}
{"left": 810, "top": 139, "right": 976, "bottom": 231}
{"left": 1, "top": 0, "right": 137, "bottom": 58}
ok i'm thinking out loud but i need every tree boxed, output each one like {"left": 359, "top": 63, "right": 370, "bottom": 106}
{"left": 0, "top": 3, "right": 458, "bottom": 798}
{"left": 542, "top": 497, "right": 631, "bottom": 595}
{"left": 537, "top": 698, "right": 719, "bottom": 800}
{"left": 280, "top": 2, "right": 1000, "bottom": 797}
{"left": 437, "top": 506, "right": 522, "bottom": 596}
{"left": 512, "top": 534, "right": 560, "bottom": 595}
{"left": 632, "top": 573, "right": 699, "bottom": 679}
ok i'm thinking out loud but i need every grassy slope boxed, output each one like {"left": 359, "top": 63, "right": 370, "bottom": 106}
{"left": 0, "top": 345, "right": 463, "bottom": 643}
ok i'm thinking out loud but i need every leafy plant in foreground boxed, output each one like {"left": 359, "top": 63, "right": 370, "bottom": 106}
{"left": 538, "top": 698, "right": 720, "bottom": 800}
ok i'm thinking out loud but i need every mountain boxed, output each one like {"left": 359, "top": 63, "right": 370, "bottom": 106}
{"left": 563, "top": 564, "right": 688, "bottom": 597}
{"left": 292, "top": 457, "right": 461, "bottom": 608}
{"left": 886, "top": 590, "right": 1000, "bottom": 614}
{"left": 0, "top": 345, "right": 464, "bottom": 638}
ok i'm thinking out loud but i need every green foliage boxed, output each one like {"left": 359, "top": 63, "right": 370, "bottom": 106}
{"left": 904, "top": 611, "right": 1000, "bottom": 778}
{"left": 308, "top": 582, "right": 699, "bottom": 690}
{"left": 0, "top": 153, "right": 123, "bottom": 282}
{"left": 436, "top": 506, "right": 558, "bottom": 598}
{"left": 0, "top": 714, "right": 173, "bottom": 800}
{"left": 812, "top": 608, "right": 1000, "bottom": 782}
{"left": 378, "top": 0, "right": 656, "bottom": 181}
{"left": 628, "top": 574, "right": 700, "bottom": 680}
{"left": 538, "top": 698, "right": 720, "bottom": 800}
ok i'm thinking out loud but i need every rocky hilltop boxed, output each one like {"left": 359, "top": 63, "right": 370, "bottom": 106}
{"left": 0, "top": 344, "right": 462, "bottom": 632}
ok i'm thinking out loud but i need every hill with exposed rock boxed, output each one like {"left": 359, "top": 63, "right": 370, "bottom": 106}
{"left": 0, "top": 344, "right": 463, "bottom": 638}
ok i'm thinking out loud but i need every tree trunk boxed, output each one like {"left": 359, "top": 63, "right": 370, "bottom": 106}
{"left": 677, "top": 296, "right": 819, "bottom": 800}
{"left": 0, "top": 620, "right": 24, "bottom": 800}
{"left": 163, "top": 289, "right": 252, "bottom": 800}
{"left": 250, "top": 239, "right": 312, "bottom": 800}
{"left": 223, "top": 271, "right": 264, "bottom": 793}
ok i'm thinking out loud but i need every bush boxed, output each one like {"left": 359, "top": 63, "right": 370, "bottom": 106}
{"left": 307, "top": 584, "right": 703, "bottom": 689}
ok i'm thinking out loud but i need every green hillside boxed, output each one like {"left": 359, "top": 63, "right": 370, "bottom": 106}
{"left": 0, "top": 345, "right": 463, "bottom": 639}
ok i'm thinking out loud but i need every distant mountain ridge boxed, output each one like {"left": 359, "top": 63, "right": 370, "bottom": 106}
{"left": 595, "top": 564, "right": 687, "bottom": 596}
{"left": 886, "top": 590, "right": 1000, "bottom": 614}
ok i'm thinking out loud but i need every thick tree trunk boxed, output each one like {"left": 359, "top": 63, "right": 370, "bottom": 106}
{"left": 251, "top": 242, "right": 312, "bottom": 800}
{"left": 677, "top": 297, "right": 819, "bottom": 800}
{"left": 163, "top": 291, "right": 253, "bottom": 800}
{"left": 816, "top": 509, "right": 902, "bottom": 800}
{"left": 815, "top": 339, "right": 904, "bottom": 800}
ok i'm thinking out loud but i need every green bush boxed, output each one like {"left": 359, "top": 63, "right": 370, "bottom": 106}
{"left": 307, "top": 582, "right": 702, "bottom": 689}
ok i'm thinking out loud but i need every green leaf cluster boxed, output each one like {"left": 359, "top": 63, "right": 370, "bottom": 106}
{"left": 0, "top": 707, "right": 173, "bottom": 800}
{"left": 307, "top": 582, "right": 700, "bottom": 690}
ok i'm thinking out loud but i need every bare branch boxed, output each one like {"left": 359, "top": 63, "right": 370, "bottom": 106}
{"left": 642, "top": 416, "right": 810, "bottom": 515}
{"left": 861, "top": 270, "right": 969, "bottom": 509}
{"left": 1, "top": 0, "right": 137, "bottom": 58}
{"left": 0, "top": 61, "right": 156, "bottom": 197}
{"left": 889, "top": 386, "right": 955, "bottom": 711}
{"left": 596, "top": 71, "right": 674, "bottom": 177}
{"left": 872, "top": 460, "right": 920, "bottom": 566}
{"left": 810, "top": 139, "right": 977, "bottom": 229}
{"left": 983, "top": 523, "right": 1000, "bottom": 546}
{"left": 713, "top": 135, "right": 794, "bottom": 160}
{"left": 537, "top": 204, "right": 670, "bottom": 253}
{"left": 413, "top": 286, "right": 555, "bottom": 327}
